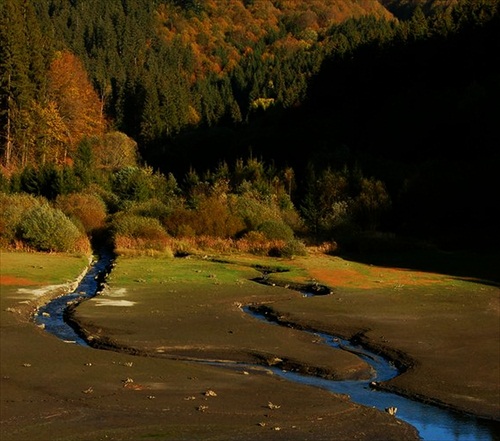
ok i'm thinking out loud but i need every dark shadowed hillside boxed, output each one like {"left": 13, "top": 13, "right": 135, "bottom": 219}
{"left": 1, "top": 0, "right": 498, "bottom": 253}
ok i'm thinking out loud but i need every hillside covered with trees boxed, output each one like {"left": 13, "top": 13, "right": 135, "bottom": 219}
{"left": 1, "top": 0, "right": 499, "bottom": 256}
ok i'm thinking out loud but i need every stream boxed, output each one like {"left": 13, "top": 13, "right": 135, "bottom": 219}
{"left": 35, "top": 248, "right": 114, "bottom": 347}
{"left": 34, "top": 252, "right": 499, "bottom": 441}
{"left": 246, "top": 307, "right": 499, "bottom": 441}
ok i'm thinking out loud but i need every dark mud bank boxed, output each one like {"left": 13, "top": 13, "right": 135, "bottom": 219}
{"left": 248, "top": 303, "right": 415, "bottom": 374}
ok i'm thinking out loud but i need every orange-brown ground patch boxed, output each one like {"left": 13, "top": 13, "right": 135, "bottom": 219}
{"left": 0, "top": 275, "right": 38, "bottom": 286}
{"left": 308, "top": 264, "right": 445, "bottom": 290}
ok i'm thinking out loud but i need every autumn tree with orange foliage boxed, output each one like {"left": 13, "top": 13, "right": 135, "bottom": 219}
{"left": 47, "top": 51, "right": 106, "bottom": 165}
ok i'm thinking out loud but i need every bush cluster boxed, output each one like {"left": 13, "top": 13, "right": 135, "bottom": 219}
{"left": 19, "top": 203, "right": 89, "bottom": 253}
{"left": 1, "top": 157, "right": 310, "bottom": 258}
{"left": 162, "top": 196, "right": 245, "bottom": 238}
{"left": 110, "top": 213, "right": 172, "bottom": 256}
{"left": 1, "top": 193, "right": 90, "bottom": 253}
{"left": 55, "top": 192, "right": 107, "bottom": 233}
{"left": 0, "top": 193, "right": 41, "bottom": 246}
{"left": 161, "top": 234, "right": 307, "bottom": 258}
{"left": 256, "top": 220, "right": 294, "bottom": 241}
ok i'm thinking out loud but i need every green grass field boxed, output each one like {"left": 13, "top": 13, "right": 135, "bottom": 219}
{"left": 0, "top": 251, "right": 89, "bottom": 286}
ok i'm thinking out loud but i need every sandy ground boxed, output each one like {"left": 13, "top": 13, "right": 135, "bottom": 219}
{"left": 1, "top": 250, "right": 499, "bottom": 440}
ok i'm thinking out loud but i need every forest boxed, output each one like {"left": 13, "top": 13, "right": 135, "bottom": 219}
{"left": 1, "top": 0, "right": 499, "bottom": 256}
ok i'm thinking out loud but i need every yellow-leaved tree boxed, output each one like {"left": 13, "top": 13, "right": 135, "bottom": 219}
{"left": 46, "top": 51, "right": 106, "bottom": 164}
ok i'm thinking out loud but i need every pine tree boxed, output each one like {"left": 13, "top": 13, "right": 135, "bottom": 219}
{"left": 1, "top": 0, "right": 32, "bottom": 166}
{"left": 1, "top": 0, "right": 51, "bottom": 167}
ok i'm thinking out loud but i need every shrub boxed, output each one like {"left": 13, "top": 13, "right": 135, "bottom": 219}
{"left": 129, "top": 199, "right": 172, "bottom": 221}
{"left": 86, "top": 184, "right": 121, "bottom": 213}
{"left": 189, "top": 236, "right": 235, "bottom": 253}
{"left": 280, "top": 205, "right": 306, "bottom": 233}
{"left": 111, "top": 213, "right": 168, "bottom": 240}
{"left": 114, "top": 236, "right": 174, "bottom": 257}
{"left": 56, "top": 192, "right": 107, "bottom": 233}
{"left": 280, "top": 239, "right": 308, "bottom": 258}
{"left": 168, "top": 237, "right": 196, "bottom": 256}
{"left": 256, "top": 220, "right": 294, "bottom": 241}
{"left": 112, "top": 166, "right": 151, "bottom": 203}
{"left": 163, "top": 196, "right": 244, "bottom": 238}
{"left": 237, "top": 231, "right": 278, "bottom": 255}
{"left": 233, "top": 194, "right": 282, "bottom": 231}
{"left": 0, "top": 193, "right": 44, "bottom": 246}
{"left": 195, "top": 196, "right": 245, "bottom": 237}
{"left": 162, "top": 208, "right": 197, "bottom": 237}
{"left": 175, "top": 224, "right": 196, "bottom": 238}
{"left": 111, "top": 213, "right": 171, "bottom": 255}
{"left": 17, "top": 203, "right": 89, "bottom": 252}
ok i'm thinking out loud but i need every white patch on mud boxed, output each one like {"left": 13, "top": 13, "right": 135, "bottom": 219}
{"left": 106, "top": 288, "right": 128, "bottom": 298}
{"left": 93, "top": 298, "right": 136, "bottom": 307}
{"left": 15, "top": 264, "right": 89, "bottom": 299}
{"left": 17, "top": 284, "right": 71, "bottom": 298}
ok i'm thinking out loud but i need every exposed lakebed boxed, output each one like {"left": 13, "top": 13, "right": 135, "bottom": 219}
{"left": 34, "top": 251, "right": 499, "bottom": 441}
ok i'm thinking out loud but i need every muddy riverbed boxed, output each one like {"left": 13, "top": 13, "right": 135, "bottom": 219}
{"left": 1, "top": 250, "right": 499, "bottom": 440}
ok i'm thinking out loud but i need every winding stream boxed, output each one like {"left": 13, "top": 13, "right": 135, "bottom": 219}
{"left": 35, "top": 249, "right": 114, "bottom": 347}
{"left": 247, "top": 307, "right": 499, "bottom": 441}
{"left": 34, "top": 252, "right": 499, "bottom": 441}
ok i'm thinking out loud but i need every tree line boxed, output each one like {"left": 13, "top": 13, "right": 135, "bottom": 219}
{"left": 1, "top": 0, "right": 499, "bottom": 253}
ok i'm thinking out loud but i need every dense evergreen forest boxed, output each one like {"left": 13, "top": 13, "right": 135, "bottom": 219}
{"left": 1, "top": 0, "right": 499, "bottom": 256}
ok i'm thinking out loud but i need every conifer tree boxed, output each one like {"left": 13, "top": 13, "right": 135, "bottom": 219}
{"left": 1, "top": 0, "right": 34, "bottom": 166}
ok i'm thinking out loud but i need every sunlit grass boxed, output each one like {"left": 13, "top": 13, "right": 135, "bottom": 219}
{"left": 107, "top": 255, "right": 261, "bottom": 287}
{"left": 0, "top": 250, "right": 89, "bottom": 285}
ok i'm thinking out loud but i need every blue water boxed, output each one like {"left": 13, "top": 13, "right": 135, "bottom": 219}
{"left": 246, "top": 307, "right": 500, "bottom": 441}
{"left": 35, "top": 249, "right": 114, "bottom": 346}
